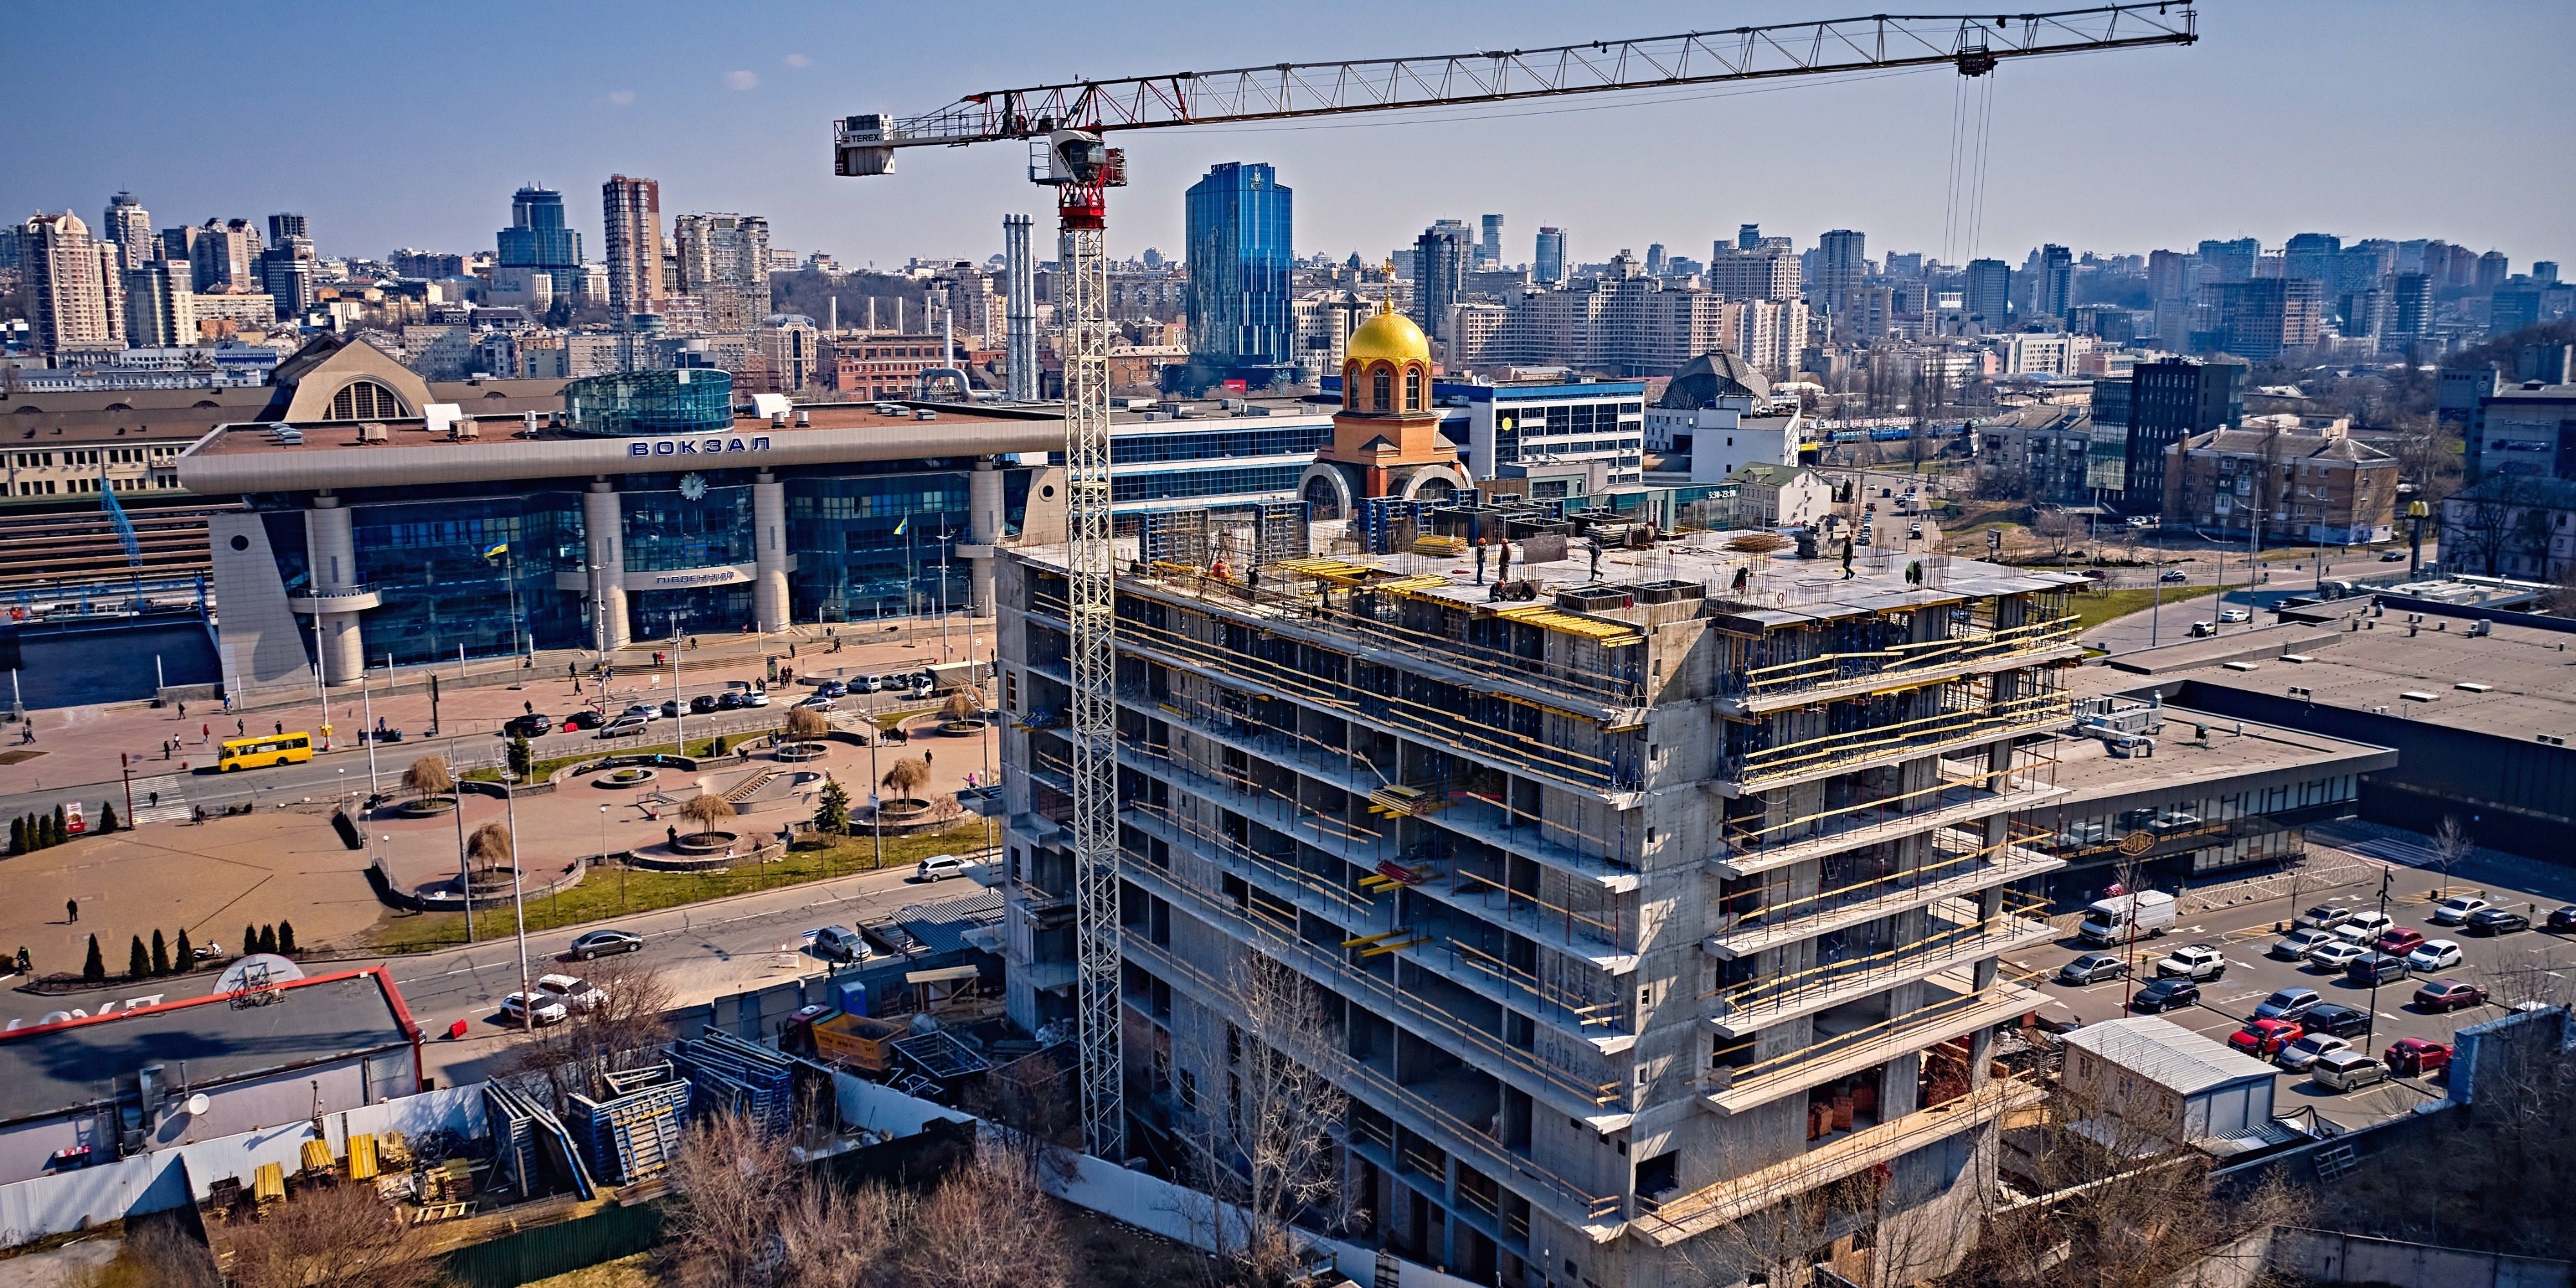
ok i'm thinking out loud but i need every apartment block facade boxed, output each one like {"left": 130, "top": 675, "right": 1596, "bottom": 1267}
{"left": 998, "top": 535, "right": 2080, "bottom": 1286}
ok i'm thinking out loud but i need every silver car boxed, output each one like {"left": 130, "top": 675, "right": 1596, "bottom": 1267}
{"left": 2310, "top": 1048, "right": 2388, "bottom": 1092}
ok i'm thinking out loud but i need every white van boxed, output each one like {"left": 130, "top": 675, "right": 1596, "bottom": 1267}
{"left": 2078, "top": 890, "right": 2177, "bottom": 947}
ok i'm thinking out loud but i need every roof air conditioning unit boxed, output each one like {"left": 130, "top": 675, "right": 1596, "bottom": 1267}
{"left": 359, "top": 422, "right": 388, "bottom": 444}
{"left": 451, "top": 419, "right": 478, "bottom": 439}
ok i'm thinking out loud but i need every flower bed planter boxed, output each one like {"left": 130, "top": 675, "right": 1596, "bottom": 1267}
{"left": 773, "top": 742, "right": 829, "bottom": 762}
{"left": 594, "top": 766, "right": 659, "bottom": 789}
{"left": 671, "top": 829, "right": 740, "bottom": 856}
{"left": 936, "top": 718, "right": 988, "bottom": 736}
{"left": 393, "top": 795, "right": 458, "bottom": 817}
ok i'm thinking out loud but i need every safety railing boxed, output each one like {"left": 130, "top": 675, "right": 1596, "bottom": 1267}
{"left": 1704, "top": 891, "right": 2054, "bottom": 1030}
{"left": 1730, "top": 611, "right": 2079, "bottom": 702}
{"left": 1701, "top": 967, "right": 2049, "bottom": 1110}
{"left": 1706, "top": 824, "right": 2058, "bottom": 956}
{"left": 1721, "top": 746, "right": 2059, "bottom": 864}
{"left": 1122, "top": 934, "right": 1627, "bottom": 1227}
{"left": 1031, "top": 589, "right": 1633, "bottom": 795}
{"left": 1731, "top": 688, "right": 2070, "bottom": 788}
{"left": 1444, "top": 864, "right": 1628, "bottom": 960}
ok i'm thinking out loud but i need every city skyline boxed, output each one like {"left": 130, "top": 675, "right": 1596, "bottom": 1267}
{"left": 6, "top": 1, "right": 2570, "bottom": 272}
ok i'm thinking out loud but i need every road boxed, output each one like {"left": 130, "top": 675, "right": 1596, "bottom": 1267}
{"left": 1, "top": 853, "right": 1003, "bottom": 1084}
{"left": 2007, "top": 833, "right": 2576, "bottom": 1133}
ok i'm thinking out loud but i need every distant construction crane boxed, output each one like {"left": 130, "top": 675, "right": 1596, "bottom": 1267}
{"left": 833, "top": 3, "right": 2197, "bottom": 1160}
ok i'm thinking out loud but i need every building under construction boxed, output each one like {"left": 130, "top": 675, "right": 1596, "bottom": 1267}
{"left": 997, "top": 500, "right": 2083, "bottom": 1283}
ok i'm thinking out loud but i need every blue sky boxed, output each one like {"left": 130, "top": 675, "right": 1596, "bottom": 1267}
{"left": 10, "top": 1, "right": 2569, "bottom": 272}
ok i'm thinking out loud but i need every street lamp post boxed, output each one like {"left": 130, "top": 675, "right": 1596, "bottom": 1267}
{"left": 601, "top": 802, "right": 620, "bottom": 909}
{"left": 2363, "top": 865, "right": 2393, "bottom": 1056}
{"left": 2407, "top": 499, "right": 2431, "bottom": 578}
{"left": 454, "top": 766, "right": 474, "bottom": 944}
{"left": 359, "top": 667, "right": 380, "bottom": 800}
{"left": 504, "top": 768, "right": 529, "bottom": 1010}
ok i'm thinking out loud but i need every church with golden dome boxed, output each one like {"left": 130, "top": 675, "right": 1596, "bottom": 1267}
{"left": 1294, "top": 296, "right": 1470, "bottom": 520}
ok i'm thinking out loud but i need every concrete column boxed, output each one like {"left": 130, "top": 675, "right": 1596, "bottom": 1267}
{"left": 302, "top": 495, "right": 365, "bottom": 685}
{"left": 752, "top": 471, "right": 790, "bottom": 632}
{"left": 964, "top": 456, "right": 1005, "bottom": 617}
{"left": 583, "top": 480, "right": 632, "bottom": 651}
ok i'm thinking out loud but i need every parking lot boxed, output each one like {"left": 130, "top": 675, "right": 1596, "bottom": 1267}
{"left": 2007, "top": 840, "right": 2576, "bottom": 1133}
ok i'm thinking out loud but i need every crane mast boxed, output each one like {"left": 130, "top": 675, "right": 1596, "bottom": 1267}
{"left": 832, "top": 3, "right": 2195, "bottom": 1165}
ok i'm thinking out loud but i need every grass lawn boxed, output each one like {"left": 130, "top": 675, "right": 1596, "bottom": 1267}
{"left": 365, "top": 815, "right": 996, "bottom": 951}
{"left": 2067, "top": 584, "right": 2221, "bottom": 634}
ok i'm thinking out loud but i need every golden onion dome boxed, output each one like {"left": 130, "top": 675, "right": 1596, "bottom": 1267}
{"left": 1346, "top": 300, "right": 1430, "bottom": 367}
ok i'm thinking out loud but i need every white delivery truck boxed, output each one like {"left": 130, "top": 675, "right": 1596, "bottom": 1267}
{"left": 2078, "top": 889, "right": 2177, "bottom": 947}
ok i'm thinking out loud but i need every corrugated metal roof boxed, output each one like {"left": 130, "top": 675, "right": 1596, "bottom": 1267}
{"left": 2061, "top": 1015, "right": 2277, "bottom": 1097}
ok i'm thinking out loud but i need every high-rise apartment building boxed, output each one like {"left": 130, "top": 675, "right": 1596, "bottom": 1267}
{"left": 1533, "top": 227, "right": 1566, "bottom": 285}
{"left": 2476, "top": 251, "right": 2511, "bottom": 292}
{"left": 1479, "top": 214, "right": 1504, "bottom": 268}
{"left": 2281, "top": 232, "right": 2341, "bottom": 287}
{"left": 266, "top": 213, "right": 309, "bottom": 244}
{"left": 602, "top": 175, "right": 667, "bottom": 316}
{"left": 20, "top": 213, "right": 121, "bottom": 356}
{"left": 100, "top": 191, "right": 153, "bottom": 270}
{"left": 2126, "top": 357, "right": 2244, "bottom": 513}
{"left": 1737, "top": 223, "right": 1761, "bottom": 251}
{"left": 1814, "top": 229, "right": 1866, "bottom": 308}
{"left": 2387, "top": 272, "right": 2434, "bottom": 343}
{"left": 2195, "top": 237, "right": 2259, "bottom": 285}
{"left": 260, "top": 237, "right": 317, "bottom": 317}
{"left": 1643, "top": 243, "right": 1667, "bottom": 277}
{"left": 2201, "top": 278, "right": 2324, "bottom": 360}
{"left": 1964, "top": 258, "right": 2011, "bottom": 325}
{"left": 996, "top": 513, "right": 2075, "bottom": 1286}
{"left": 673, "top": 213, "right": 772, "bottom": 333}
{"left": 1705, "top": 246, "right": 1800, "bottom": 302}
{"left": 189, "top": 219, "right": 260, "bottom": 295}
{"left": 1183, "top": 162, "right": 1295, "bottom": 381}
{"left": 496, "top": 186, "right": 584, "bottom": 299}
{"left": 2035, "top": 244, "right": 2074, "bottom": 321}
{"left": 1412, "top": 219, "right": 1474, "bottom": 343}
{"left": 123, "top": 259, "right": 195, "bottom": 347}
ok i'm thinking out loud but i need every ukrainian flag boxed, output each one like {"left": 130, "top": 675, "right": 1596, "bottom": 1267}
{"left": 891, "top": 515, "right": 907, "bottom": 536}
{"left": 483, "top": 542, "right": 509, "bottom": 560}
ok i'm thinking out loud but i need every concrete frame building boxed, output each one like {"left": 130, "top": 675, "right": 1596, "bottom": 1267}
{"left": 996, "top": 524, "right": 2084, "bottom": 1284}
{"left": 674, "top": 213, "right": 772, "bottom": 334}
{"left": 100, "top": 191, "right": 153, "bottom": 270}
{"left": 602, "top": 175, "right": 667, "bottom": 317}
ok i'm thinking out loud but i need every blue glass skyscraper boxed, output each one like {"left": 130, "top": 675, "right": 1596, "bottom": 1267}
{"left": 1182, "top": 162, "right": 1293, "bottom": 388}
{"left": 497, "top": 185, "right": 583, "bottom": 298}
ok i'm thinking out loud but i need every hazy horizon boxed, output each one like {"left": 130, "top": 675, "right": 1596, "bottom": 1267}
{"left": 10, "top": 1, "right": 2570, "bottom": 273}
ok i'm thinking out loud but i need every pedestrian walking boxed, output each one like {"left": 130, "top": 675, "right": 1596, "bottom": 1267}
{"left": 178, "top": 701, "right": 187, "bottom": 721}
{"left": 923, "top": 750, "right": 933, "bottom": 770}
{"left": 274, "top": 721, "right": 284, "bottom": 735}
{"left": 236, "top": 718, "right": 245, "bottom": 736}
{"left": 523, "top": 700, "right": 534, "bottom": 715}
{"left": 65, "top": 899, "right": 77, "bottom": 924}
{"left": 666, "top": 824, "right": 678, "bottom": 848}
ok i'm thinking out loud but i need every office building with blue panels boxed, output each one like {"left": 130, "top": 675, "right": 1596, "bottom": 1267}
{"left": 1180, "top": 162, "right": 1295, "bottom": 391}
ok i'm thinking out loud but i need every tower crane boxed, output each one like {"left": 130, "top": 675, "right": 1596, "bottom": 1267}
{"left": 833, "top": 4, "right": 2195, "bottom": 1161}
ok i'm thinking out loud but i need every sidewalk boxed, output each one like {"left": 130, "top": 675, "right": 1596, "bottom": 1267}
{"left": 0, "top": 612, "right": 994, "bottom": 803}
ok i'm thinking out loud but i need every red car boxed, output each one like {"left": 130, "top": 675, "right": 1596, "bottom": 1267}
{"left": 2375, "top": 927, "right": 2427, "bottom": 956}
{"left": 2384, "top": 1037, "right": 2452, "bottom": 1077}
{"left": 2412, "top": 979, "right": 2490, "bottom": 1012}
{"left": 2228, "top": 1018, "right": 2304, "bottom": 1057}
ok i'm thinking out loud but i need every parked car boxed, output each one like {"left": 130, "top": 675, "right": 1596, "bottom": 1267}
{"left": 2342, "top": 911, "right": 2396, "bottom": 940}
{"left": 502, "top": 713, "right": 553, "bottom": 738}
{"left": 2217, "top": 608, "right": 2249, "bottom": 623}
{"left": 741, "top": 688, "right": 771, "bottom": 707}
{"left": 2277, "top": 1033, "right": 2351, "bottom": 1072}
{"left": 2131, "top": 978, "right": 2201, "bottom": 1013}
{"left": 2228, "top": 1018, "right": 2305, "bottom": 1057}
{"left": 2298, "top": 1002, "right": 2372, "bottom": 1039}
{"left": 715, "top": 690, "right": 746, "bottom": 710}
{"left": 816, "top": 679, "right": 848, "bottom": 699}
{"left": 2465, "top": 907, "right": 2532, "bottom": 936}
{"left": 2379, "top": 550, "right": 2407, "bottom": 562}
{"left": 2548, "top": 905, "right": 2576, "bottom": 933}
{"left": 569, "top": 928, "right": 645, "bottom": 960}
{"left": 2159, "top": 569, "right": 2190, "bottom": 583}
{"left": 853, "top": 674, "right": 887, "bottom": 693}
{"left": 2253, "top": 987, "right": 2323, "bottom": 1022}
{"left": 597, "top": 714, "right": 652, "bottom": 738}
{"left": 2295, "top": 904, "right": 2356, "bottom": 931}
{"left": 2429, "top": 896, "right": 2492, "bottom": 925}
{"left": 2307, "top": 942, "right": 2371, "bottom": 973}
{"left": 813, "top": 925, "right": 872, "bottom": 963}
{"left": 689, "top": 694, "right": 720, "bottom": 714}
{"left": 2405, "top": 939, "right": 2464, "bottom": 972}
{"left": 2271, "top": 929, "right": 2338, "bottom": 961}
{"left": 795, "top": 694, "right": 837, "bottom": 711}
{"left": 915, "top": 854, "right": 970, "bottom": 883}
{"left": 2154, "top": 945, "right": 2228, "bottom": 981}
{"left": 2384, "top": 1038, "right": 2453, "bottom": 1077}
{"left": 2310, "top": 1048, "right": 2389, "bottom": 1092}
{"left": 659, "top": 700, "right": 681, "bottom": 719}
{"left": 2413, "top": 978, "right": 2490, "bottom": 1012}
{"left": 536, "top": 973, "right": 607, "bottom": 1013}
{"left": 2058, "top": 952, "right": 2131, "bottom": 985}
{"left": 2347, "top": 952, "right": 2412, "bottom": 987}
{"left": 563, "top": 710, "right": 606, "bottom": 731}
{"left": 2374, "top": 928, "right": 2429, "bottom": 956}
{"left": 501, "top": 991, "right": 568, "bottom": 1027}
{"left": 621, "top": 703, "right": 660, "bottom": 722}
{"left": 2187, "top": 621, "right": 2217, "bottom": 638}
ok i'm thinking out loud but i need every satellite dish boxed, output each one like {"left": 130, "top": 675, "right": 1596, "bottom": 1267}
{"left": 212, "top": 954, "right": 307, "bottom": 994}
{"left": 185, "top": 1094, "right": 211, "bottom": 1116}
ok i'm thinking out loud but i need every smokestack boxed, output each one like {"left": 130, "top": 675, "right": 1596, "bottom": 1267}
{"left": 1004, "top": 214, "right": 1037, "bottom": 401}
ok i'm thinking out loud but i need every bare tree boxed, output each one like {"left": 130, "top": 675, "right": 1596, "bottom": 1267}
{"left": 2458, "top": 477, "right": 2526, "bottom": 576}
{"left": 1177, "top": 952, "right": 1354, "bottom": 1287}
{"left": 967, "top": 1046, "right": 1081, "bottom": 1188}
{"left": 667, "top": 1112, "right": 802, "bottom": 1288}
{"left": 940, "top": 688, "right": 981, "bottom": 723}
{"left": 880, "top": 755, "right": 931, "bottom": 802}
{"left": 777, "top": 1179, "right": 909, "bottom": 1288}
{"left": 222, "top": 1184, "right": 448, "bottom": 1288}
{"left": 2032, "top": 509, "right": 2079, "bottom": 563}
{"left": 679, "top": 793, "right": 737, "bottom": 842}
{"left": 490, "top": 957, "right": 677, "bottom": 1114}
{"left": 79, "top": 1215, "right": 221, "bottom": 1288}
{"left": 783, "top": 706, "right": 830, "bottom": 743}
{"left": 466, "top": 821, "right": 511, "bottom": 875}
{"left": 904, "top": 1146, "right": 1072, "bottom": 1288}
{"left": 2429, "top": 815, "right": 2474, "bottom": 898}
{"left": 401, "top": 755, "right": 453, "bottom": 804}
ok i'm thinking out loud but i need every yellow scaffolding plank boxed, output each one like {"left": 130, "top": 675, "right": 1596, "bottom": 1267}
{"left": 252, "top": 1161, "right": 286, "bottom": 1203}
{"left": 299, "top": 1139, "right": 334, "bottom": 1174}
{"left": 1503, "top": 608, "right": 1643, "bottom": 647}
{"left": 1363, "top": 574, "right": 1452, "bottom": 594}
{"left": 346, "top": 1133, "right": 379, "bottom": 1182}
{"left": 1361, "top": 936, "right": 1432, "bottom": 957}
{"left": 1342, "top": 929, "right": 1405, "bottom": 949}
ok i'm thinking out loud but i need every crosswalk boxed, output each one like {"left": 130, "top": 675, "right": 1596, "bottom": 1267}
{"left": 2333, "top": 837, "right": 2440, "bottom": 869}
{"left": 128, "top": 774, "right": 192, "bottom": 825}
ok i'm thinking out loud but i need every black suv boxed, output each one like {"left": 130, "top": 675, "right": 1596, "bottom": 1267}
{"left": 2299, "top": 1001, "right": 2371, "bottom": 1037}
{"left": 2346, "top": 953, "right": 2411, "bottom": 986}
{"left": 2466, "top": 907, "right": 2531, "bottom": 936}
{"left": 2131, "top": 978, "right": 2201, "bottom": 1013}
{"left": 502, "top": 713, "right": 552, "bottom": 738}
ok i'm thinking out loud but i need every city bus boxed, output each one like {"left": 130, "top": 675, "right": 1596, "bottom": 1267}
{"left": 216, "top": 732, "right": 313, "bottom": 771}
